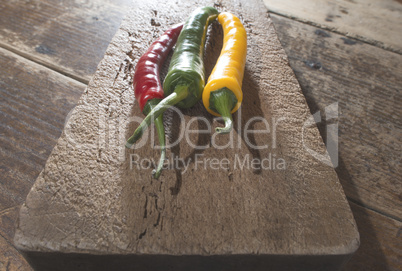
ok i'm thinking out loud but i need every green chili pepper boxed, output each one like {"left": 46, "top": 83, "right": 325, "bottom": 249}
{"left": 126, "top": 6, "right": 219, "bottom": 147}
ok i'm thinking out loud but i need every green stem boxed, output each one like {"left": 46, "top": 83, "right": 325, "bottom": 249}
{"left": 130, "top": 99, "right": 166, "bottom": 179}
{"left": 152, "top": 115, "right": 166, "bottom": 179}
{"left": 209, "top": 88, "right": 238, "bottom": 134}
{"left": 125, "top": 85, "right": 189, "bottom": 148}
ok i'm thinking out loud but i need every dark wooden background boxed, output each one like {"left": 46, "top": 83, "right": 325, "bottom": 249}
{"left": 0, "top": 0, "right": 400, "bottom": 270}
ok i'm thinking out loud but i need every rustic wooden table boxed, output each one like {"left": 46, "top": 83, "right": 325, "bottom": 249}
{"left": 0, "top": 0, "right": 400, "bottom": 270}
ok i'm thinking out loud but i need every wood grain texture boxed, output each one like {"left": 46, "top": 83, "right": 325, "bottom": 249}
{"left": 343, "top": 202, "right": 402, "bottom": 271}
{"left": 0, "top": 207, "right": 33, "bottom": 270}
{"left": 0, "top": 7, "right": 97, "bottom": 269}
{"left": 0, "top": 0, "right": 131, "bottom": 83}
{"left": 0, "top": 206, "right": 21, "bottom": 244}
{"left": 0, "top": 47, "right": 85, "bottom": 212}
{"left": 13, "top": 0, "right": 358, "bottom": 270}
{"left": 0, "top": 0, "right": 397, "bottom": 270}
{"left": 0, "top": 234, "right": 32, "bottom": 271}
{"left": 263, "top": 0, "right": 402, "bottom": 54}
{"left": 0, "top": 45, "right": 85, "bottom": 270}
{"left": 270, "top": 14, "right": 402, "bottom": 220}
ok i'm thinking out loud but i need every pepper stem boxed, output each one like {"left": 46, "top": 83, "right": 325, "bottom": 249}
{"left": 209, "top": 87, "right": 238, "bottom": 134}
{"left": 125, "top": 85, "right": 189, "bottom": 148}
{"left": 132, "top": 99, "right": 166, "bottom": 179}
{"left": 151, "top": 115, "right": 166, "bottom": 179}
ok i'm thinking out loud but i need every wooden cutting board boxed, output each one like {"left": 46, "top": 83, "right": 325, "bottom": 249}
{"left": 13, "top": 0, "right": 359, "bottom": 270}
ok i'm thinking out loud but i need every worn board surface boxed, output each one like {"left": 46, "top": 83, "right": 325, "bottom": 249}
{"left": 270, "top": 14, "right": 402, "bottom": 271}
{"left": 0, "top": 0, "right": 131, "bottom": 83}
{"left": 270, "top": 14, "right": 402, "bottom": 221}
{"left": 343, "top": 202, "right": 402, "bottom": 271}
{"left": 0, "top": 46, "right": 85, "bottom": 270}
{"left": 264, "top": 0, "right": 402, "bottom": 54}
{"left": 13, "top": 0, "right": 359, "bottom": 270}
{"left": 0, "top": 46, "right": 84, "bottom": 211}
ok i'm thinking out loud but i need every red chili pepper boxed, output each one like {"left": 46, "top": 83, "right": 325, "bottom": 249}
{"left": 129, "top": 23, "right": 183, "bottom": 179}
{"left": 134, "top": 23, "right": 183, "bottom": 111}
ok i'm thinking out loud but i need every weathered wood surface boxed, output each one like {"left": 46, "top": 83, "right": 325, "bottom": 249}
{"left": 342, "top": 202, "right": 402, "bottom": 271}
{"left": 264, "top": 0, "right": 402, "bottom": 54}
{"left": 0, "top": 233, "right": 31, "bottom": 271}
{"left": 12, "top": 0, "right": 359, "bottom": 270}
{"left": 270, "top": 14, "right": 402, "bottom": 271}
{"left": 270, "top": 14, "right": 402, "bottom": 220}
{"left": 0, "top": 47, "right": 84, "bottom": 211}
{"left": 0, "top": 1, "right": 125, "bottom": 269}
{"left": 0, "top": 46, "right": 85, "bottom": 270}
{"left": 1, "top": 0, "right": 399, "bottom": 270}
{"left": 0, "top": 0, "right": 131, "bottom": 83}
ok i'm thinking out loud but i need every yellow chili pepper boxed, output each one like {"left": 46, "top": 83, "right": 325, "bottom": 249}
{"left": 202, "top": 12, "right": 247, "bottom": 133}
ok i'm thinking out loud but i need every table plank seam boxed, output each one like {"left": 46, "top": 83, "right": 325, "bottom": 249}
{"left": 268, "top": 12, "right": 402, "bottom": 55}
{"left": 0, "top": 41, "right": 89, "bottom": 85}
{"left": 346, "top": 197, "right": 402, "bottom": 223}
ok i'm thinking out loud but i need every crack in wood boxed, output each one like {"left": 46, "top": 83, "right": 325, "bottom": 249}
{"left": 138, "top": 229, "right": 147, "bottom": 240}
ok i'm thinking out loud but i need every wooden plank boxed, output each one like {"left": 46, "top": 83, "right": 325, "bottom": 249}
{"left": 263, "top": 0, "right": 402, "bottom": 54}
{"left": 7, "top": 203, "right": 401, "bottom": 271}
{"left": 0, "top": 234, "right": 32, "bottom": 271}
{"left": 0, "top": 46, "right": 85, "bottom": 212}
{"left": 270, "top": 14, "right": 402, "bottom": 220}
{"left": 13, "top": 0, "right": 359, "bottom": 270}
{"left": 0, "top": 206, "right": 34, "bottom": 271}
{"left": 0, "top": 45, "right": 85, "bottom": 271}
{"left": 0, "top": 206, "right": 20, "bottom": 243}
{"left": 343, "top": 202, "right": 402, "bottom": 271}
{"left": 0, "top": 0, "right": 131, "bottom": 83}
